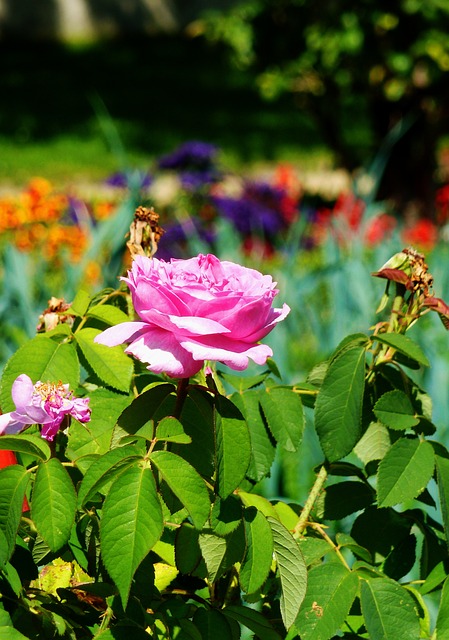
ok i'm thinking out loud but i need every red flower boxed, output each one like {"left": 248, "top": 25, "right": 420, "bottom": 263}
{"left": 0, "top": 450, "right": 30, "bottom": 512}
{"left": 364, "top": 214, "right": 397, "bottom": 246}
{"left": 402, "top": 219, "right": 438, "bottom": 252}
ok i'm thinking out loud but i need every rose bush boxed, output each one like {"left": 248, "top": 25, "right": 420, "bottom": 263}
{"left": 95, "top": 252, "right": 290, "bottom": 377}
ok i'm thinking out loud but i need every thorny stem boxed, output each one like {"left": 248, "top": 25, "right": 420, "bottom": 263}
{"left": 294, "top": 464, "right": 328, "bottom": 536}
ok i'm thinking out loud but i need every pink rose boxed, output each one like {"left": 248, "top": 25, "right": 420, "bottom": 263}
{"left": 95, "top": 253, "right": 290, "bottom": 378}
{"left": 0, "top": 374, "right": 91, "bottom": 441}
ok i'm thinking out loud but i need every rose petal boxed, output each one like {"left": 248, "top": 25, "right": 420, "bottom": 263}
{"left": 0, "top": 413, "right": 25, "bottom": 436}
{"left": 126, "top": 328, "right": 201, "bottom": 378}
{"left": 11, "top": 374, "right": 34, "bottom": 413}
{"left": 94, "top": 321, "right": 149, "bottom": 346}
{"left": 180, "top": 335, "right": 273, "bottom": 370}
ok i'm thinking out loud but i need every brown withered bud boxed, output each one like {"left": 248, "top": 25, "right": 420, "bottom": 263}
{"left": 37, "top": 297, "right": 75, "bottom": 333}
{"left": 126, "top": 206, "right": 165, "bottom": 259}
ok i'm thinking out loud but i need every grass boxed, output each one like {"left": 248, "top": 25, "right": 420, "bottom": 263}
{"left": 0, "top": 35, "right": 333, "bottom": 185}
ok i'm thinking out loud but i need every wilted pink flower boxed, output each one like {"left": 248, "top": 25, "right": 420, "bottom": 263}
{"left": 0, "top": 374, "right": 91, "bottom": 441}
{"left": 95, "top": 253, "right": 290, "bottom": 378}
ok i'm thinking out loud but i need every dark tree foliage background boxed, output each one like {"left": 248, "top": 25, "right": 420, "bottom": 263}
{"left": 200, "top": 0, "right": 449, "bottom": 216}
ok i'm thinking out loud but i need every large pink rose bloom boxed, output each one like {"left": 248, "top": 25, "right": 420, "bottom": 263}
{"left": 95, "top": 253, "right": 290, "bottom": 378}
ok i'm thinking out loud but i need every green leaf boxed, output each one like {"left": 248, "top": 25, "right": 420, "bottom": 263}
{"left": 435, "top": 575, "right": 449, "bottom": 637}
{"left": 240, "top": 507, "right": 273, "bottom": 594}
{"left": 298, "top": 537, "right": 332, "bottom": 566}
{"left": 193, "top": 608, "right": 234, "bottom": 640}
{"left": 436, "top": 452, "right": 449, "bottom": 550}
{"left": 117, "top": 383, "right": 175, "bottom": 434}
{"left": 351, "top": 506, "right": 411, "bottom": 558}
{"left": 382, "top": 533, "right": 416, "bottom": 580}
{"left": 100, "top": 463, "right": 163, "bottom": 607}
{"left": 336, "top": 533, "right": 372, "bottom": 563}
{"left": 372, "top": 333, "right": 430, "bottom": 367}
{"left": 321, "top": 481, "right": 374, "bottom": 520}
{"left": 74, "top": 327, "right": 133, "bottom": 393}
{"left": 259, "top": 386, "right": 304, "bottom": 452}
{"left": 223, "top": 604, "right": 281, "bottom": 640}
{"left": 314, "top": 346, "right": 365, "bottom": 462}
{"left": 214, "top": 394, "right": 251, "bottom": 499}
{"left": 360, "top": 577, "right": 421, "bottom": 639}
{"left": 238, "top": 490, "right": 279, "bottom": 520}
{"left": 175, "top": 524, "right": 202, "bottom": 574}
{"left": 0, "top": 435, "right": 50, "bottom": 461}
{"left": 77, "top": 444, "right": 144, "bottom": 506}
{"left": 198, "top": 532, "right": 228, "bottom": 583}
{"left": 31, "top": 458, "right": 76, "bottom": 552}
{"left": 268, "top": 517, "right": 307, "bottom": 630}
{"left": 210, "top": 495, "right": 243, "bottom": 536}
{"left": 295, "top": 564, "right": 359, "bottom": 640}
{"left": 374, "top": 390, "right": 419, "bottom": 430}
{"left": 0, "top": 337, "right": 79, "bottom": 412}
{"left": 67, "top": 388, "right": 131, "bottom": 464}
{"left": 87, "top": 304, "right": 130, "bottom": 325}
{"left": 66, "top": 289, "right": 91, "bottom": 317}
{"left": 156, "top": 416, "right": 192, "bottom": 444}
{"left": 231, "top": 390, "right": 276, "bottom": 482}
{"left": 150, "top": 450, "right": 210, "bottom": 529}
{"left": 0, "top": 466, "right": 29, "bottom": 563}
{"left": 219, "top": 371, "right": 268, "bottom": 392}
{"left": 377, "top": 438, "right": 434, "bottom": 507}
{"left": 354, "top": 421, "right": 390, "bottom": 464}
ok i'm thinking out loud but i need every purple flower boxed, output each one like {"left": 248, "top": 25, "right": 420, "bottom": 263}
{"left": 105, "top": 171, "right": 153, "bottom": 190}
{"left": 157, "top": 141, "right": 218, "bottom": 171}
{"left": 0, "top": 375, "right": 91, "bottom": 441}
{"left": 157, "top": 141, "right": 222, "bottom": 189}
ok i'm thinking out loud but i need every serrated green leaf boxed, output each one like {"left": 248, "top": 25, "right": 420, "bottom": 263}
{"left": 238, "top": 490, "right": 279, "bottom": 520}
{"left": 374, "top": 390, "right": 419, "bottom": 430}
{"left": 268, "top": 517, "right": 307, "bottom": 630}
{"left": 377, "top": 438, "right": 434, "bottom": 507}
{"left": 336, "top": 533, "right": 372, "bottom": 563}
{"left": 66, "top": 289, "right": 91, "bottom": 317}
{"left": 259, "top": 386, "right": 304, "bottom": 453}
{"left": 240, "top": 507, "right": 273, "bottom": 594}
{"left": 87, "top": 304, "right": 130, "bottom": 325}
{"left": 193, "top": 608, "right": 234, "bottom": 640}
{"left": 435, "top": 575, "right": 449, "bottom": 637}
{"left": 223, "top": 605, "right": 281, "bottom": 640}
{"left": 373, "top": 332, "right": 429, "bottom": 367}
{"left": 314, "top": 346, "right": 365, "bottom": 462}
{"left": 100, "top": 463, "right": 163, "bottom": 607}
{"left": 298, "top": 537, "right": 332, "bottom": 566}
{"left": 0, "top": 466, "right": 29, "bottom": 563}
{"left": 360, "top": 577, "right": 420, "bottom": 639}
{"left": 175, "top": 524, "right": 202, "bottom": 574}
{"left": 75, "top": 327, "right": 133, "bottom": 393}
{"left": 436, "top": 452, "right": 449, "bottom": 550}
{"left": 210, "top": 495, "right": 243, "bottom": 536}
{"left": 77, "top": 444, "right": 144, "bottom": 506}
{"left": 231, "top": 390, "right": 276, "bottom": 482}
{"left": 150, "top": 450, "right": 210, "bottom": 529}
{"left": 67, "top": 388, "right": 131, "bottom": 463}
{"left": 31, "top": 458, "right": 76, "bottom": 552}
{"left": 214, "top": 394, "right": 251, "bottom": 499}
{"left": 117, "top": 383, "right": 175, "bottom": 434}
{"left": 354, "top": 421, "right": 390, "bottom": 464}
{"left": 219, "top": 371, "right": 268, "bottom": 392}
{"left": 0, "top": 435, "right": 50, "bottom": 461}
{"left": 0, "top": 337, "right": 80, "bottom": 412}
{"left": 295, "top": 564, "right": 359, "bottom": 640}
{"left": 321, "top": 481, "right": 374, "bottom": 520}
{"left": 156, "top": 416, "right": 191, "bottom": 444}
{"left": 198, "top": 533, "right": 228, "bottom": 583}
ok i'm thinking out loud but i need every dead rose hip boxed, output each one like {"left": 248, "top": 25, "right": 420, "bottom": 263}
{"left": 95, "top": 253, "right": 290, "bottom": 378}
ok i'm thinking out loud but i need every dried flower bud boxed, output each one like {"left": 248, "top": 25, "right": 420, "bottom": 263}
{"left": 37, "top": 297, "right": 75, "bottom": 333}
{"left": 126, "top": 206, "right": 165, "bottom": 259}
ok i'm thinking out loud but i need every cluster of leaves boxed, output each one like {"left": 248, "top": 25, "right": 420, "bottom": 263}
{"left": 1, "top": 266, "right": 449, "bottom": 638}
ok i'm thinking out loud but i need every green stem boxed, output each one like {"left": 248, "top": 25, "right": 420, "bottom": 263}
{"left": 173, "top": 377, "right": 189, "bottom": 419}
{"left": 294, "top": 464, "right": 328, "bottom": 536}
